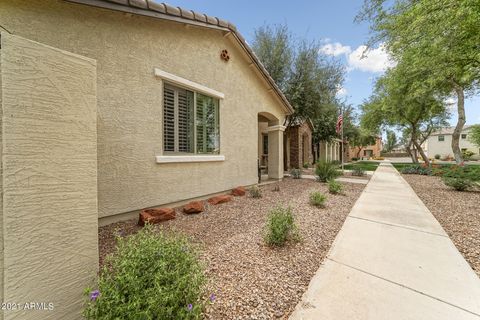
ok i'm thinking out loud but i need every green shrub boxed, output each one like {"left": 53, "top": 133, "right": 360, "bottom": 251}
{"left": 290, "top": 168, "right": 303, "bottom": 179}
{"left": 462, "top": 150, "right": 475, "bottom": 161}
{"left": 434, "top": 154, "right": 441, "bottom": 160}
{"left": 309, "top": 191, "right": 327, "bottom": 208}
{"left": 315, "top": 161, "right": 341, "bottom": 182}
{"left": 83, "top": 225, "right": 206, "bottom": 320}
{"left": 264, "top": 206, "right": 299, "bottom": 246}
{"left": 249, "top": 185, "right": 262, "bottom": 198}
{"left": 303, "top": 162, "right": 310, "bottom": 169}
{"left": 351, "top": 157, "right": 358, "bottom": 161}
{"left": 442, "top": 166, "right": 480, "bottom": 182}
{"left": 351, "top": 167, "right": 366, "bottom": 176}
{"left": 400, "top": 165, "right": 432, "bottom": 176}
{"left": 328, "top": 180, "right": 343, "bottom": 194}
{"left": 443, "top": 177, "right": 472, "bottom": 191}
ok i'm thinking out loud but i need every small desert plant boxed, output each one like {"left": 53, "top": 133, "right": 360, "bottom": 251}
{"left": 309, "top": 191, "right": 327, "bottom": 207}
{"left": 249, "top": 185, "right": 262, "bottom": 198}
{"left": 351, "top": 167, "right": 366, "bottom": 177}
{"left": 303, "top": 162, "right": 310, "bottom": 169}
{"left": 434, "top": 154, "right": 441, "bottom": 160}
{"left": 83, "top": 225, "right": 206, "bottom": 319}
{"left": 264, "top": 206, "right": 299, "bottom": 247}
{"left": 443, "top": 177, "right": 472, "bottom": 191}
{"left": 315, "top": 161, "right": 341, "bottom": 182}
{"left": 290, "top": 168, "right": 302, "bottom": 179}
{"left": 328, "top": 180, "right": 343, "bottom": 194}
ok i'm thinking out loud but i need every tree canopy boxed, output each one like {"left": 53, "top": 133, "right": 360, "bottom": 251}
{"left": 358, "top": 0, "right": 480, "bottom": 163}
{"left": 252, "top": 24, "right": 346, "bottom": 138}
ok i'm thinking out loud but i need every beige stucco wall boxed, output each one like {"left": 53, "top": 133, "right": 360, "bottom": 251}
{"left": 426, "top": 129, "right": 480, "bottom": 158}
{"left": 0, "top": 33, "right": 98, "bottom": 319}
{"left": 0, "top": 0, "right": 288, "bottom": 221}
{"left": 0, "top": 31, "right": 3, "bottom": 320}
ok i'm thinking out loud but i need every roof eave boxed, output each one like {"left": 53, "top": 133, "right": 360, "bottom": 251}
{"left": 64, "top": 0, "right": 295, "bottom": 115}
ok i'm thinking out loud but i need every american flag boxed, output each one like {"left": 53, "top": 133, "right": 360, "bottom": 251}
{"left": 336, "top": 114, "right": 343, "bottom": 134}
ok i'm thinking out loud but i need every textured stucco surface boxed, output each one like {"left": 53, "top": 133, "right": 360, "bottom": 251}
{"left": 1, "top": 33, "right": 98, "bottom": 319}
{"left": 0, "top": 0, "right": 287, "bottom": 220}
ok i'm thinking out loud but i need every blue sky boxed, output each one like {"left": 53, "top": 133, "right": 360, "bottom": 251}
{"left": 168, "top": 0, "right": 479, "bottom": 126}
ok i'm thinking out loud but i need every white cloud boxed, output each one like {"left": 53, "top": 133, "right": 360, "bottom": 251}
{"left": 319, "top": 42, "right": 352, "bottom": 57}
{"left": 320, "top": 39, "right": 395, "bottom": 73}
{"left": 347, "top": 44, "right": 395, "bottom": 73}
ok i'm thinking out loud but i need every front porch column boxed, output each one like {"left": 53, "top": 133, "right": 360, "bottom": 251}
{"left": 267, "top": 125, "right": 286, "bottom": 179}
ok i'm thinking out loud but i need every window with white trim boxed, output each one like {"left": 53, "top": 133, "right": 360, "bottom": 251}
{"left": 163, "top": 83, "right": 220, "bottom": 154}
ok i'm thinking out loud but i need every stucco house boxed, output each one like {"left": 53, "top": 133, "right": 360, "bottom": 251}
{"left": 348, "top": 136, "right": 383, "bottom": 160}
{"left": 0, "top": 1, "right": 294, "bottom": 318}
{"left": 425, "top": 125, "right": 479, "bottom": 160}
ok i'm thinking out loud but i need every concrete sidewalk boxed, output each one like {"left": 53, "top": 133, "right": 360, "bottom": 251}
{"left": 290, "top": 163, "right": 480, "bottom": 320}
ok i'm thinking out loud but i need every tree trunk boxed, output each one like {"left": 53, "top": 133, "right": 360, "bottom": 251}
{"left": 356, "top": 147, "right": 363, "bottom": 159}
{"left": 405, "top": 141, "right": 417, "bottom": 163}
{"left": 411, "top": 126, "right": 429, "bottom": 165}
{"left": 412, "top": 146, "right": 418, "bottom": 163}
{"left": 412, "top": 139, "right": 430, "bottom": 165}
{"left": 452, "top": 83, "right": 466, "bottom": 164}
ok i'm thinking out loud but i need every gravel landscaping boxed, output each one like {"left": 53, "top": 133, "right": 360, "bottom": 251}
{"left": 403, "top": 174, "right": 480, "bottom": 277}
{"left": 99, "top": 178, "right": 365, "bottom": 319}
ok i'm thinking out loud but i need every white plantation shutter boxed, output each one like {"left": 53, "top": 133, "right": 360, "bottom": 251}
{"left": 163, "top": 84, "right": 219, "bottom": 154}
{"left": 177, "top": 88, "right": 194, "bottom": 152}
{"left": 163, "top": 85, "right": 175, "bottom": 152}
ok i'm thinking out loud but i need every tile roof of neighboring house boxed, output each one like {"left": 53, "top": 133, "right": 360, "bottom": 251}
{"left": 65, "top": 0, "right": 294, "bottom": 114}
{"left": 430, "top": 125, "right": 472, "bottom": 136}
{"left": 285, "top": 118, "right": 315, "bottom": 131}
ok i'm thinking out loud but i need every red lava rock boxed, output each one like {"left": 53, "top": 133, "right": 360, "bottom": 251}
{"left": 207, "top": 194, "right": 233, "bottom": 205}
{"left": 183, "top": 201, "right": 204, "bottom": 214}
{"left": 231, "top": 186, "right": 246, "bottom": 196}
{"left": 138, "top": 207, "right": 175, "bottom": 226}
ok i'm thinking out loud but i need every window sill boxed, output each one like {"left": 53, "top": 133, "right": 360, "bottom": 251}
{"left": 156, "top": 155, "right": 225, "bottom": 164}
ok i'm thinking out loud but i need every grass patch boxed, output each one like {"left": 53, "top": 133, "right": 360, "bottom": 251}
{"left": 343, "top": 161, "right": 379, "bottom": 172}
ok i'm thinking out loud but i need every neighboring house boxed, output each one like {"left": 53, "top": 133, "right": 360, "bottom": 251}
{"left": 284, "top": 119, "right": 314, "bottom": 169}
{"left": 425, "top": 125, "right": 479, "bottom": 159}
{"left": 348, "top": 136, "right": 383, "bottom": 160}
{"left": 0, "top": 1, "right": 293, "bottom": 318}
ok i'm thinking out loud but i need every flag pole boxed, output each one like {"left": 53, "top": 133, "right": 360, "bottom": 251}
{"left": 341, "top": 106, "right": 344, "bottom": 172}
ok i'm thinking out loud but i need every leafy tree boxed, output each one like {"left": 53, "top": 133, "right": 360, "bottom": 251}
{"left": 251, "top": 24, "right": 293, "bottom": 92}
{"left": 285, "top": 41, "right": 344, "bottom": 127}
{"left": 252, "top": 24, "right": 345, "bottom": 131}
{"left": 470, "top": 125, "right": 480, "bottom": 147}
{"left": 384, "top": 130, "right": 397, "bottom": 153}
{"left": 360, "top": 60, "right": 449, "bottom": 165}
{"left": 349, "top": 129, "right": 377, "bottom": 159}
{"left": 358, "top": 0, "right": 480, "bottom": 163}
